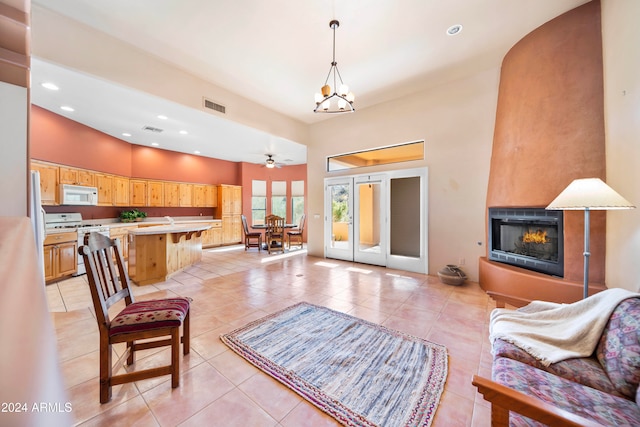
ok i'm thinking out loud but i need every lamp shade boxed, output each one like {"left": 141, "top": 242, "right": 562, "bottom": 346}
{"left": 546, "top": 178, "right": 635, "bottom": 210}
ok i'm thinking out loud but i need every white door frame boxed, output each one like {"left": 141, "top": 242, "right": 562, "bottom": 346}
{"left": 324, "top": 167, "right": 428, "bottom": 274}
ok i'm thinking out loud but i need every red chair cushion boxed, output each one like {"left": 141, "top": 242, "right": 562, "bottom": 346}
{"left": 109, "top": 297, "right": 190, "bottom": 337}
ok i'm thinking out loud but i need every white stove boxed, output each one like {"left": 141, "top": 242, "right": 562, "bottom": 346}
{"left": 45, "top": 213, "right": 110, "bottom": 276}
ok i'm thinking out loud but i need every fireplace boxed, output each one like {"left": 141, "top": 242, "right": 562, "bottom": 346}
{"left": 488, "top": 208, "right": 564, "bottom": 277}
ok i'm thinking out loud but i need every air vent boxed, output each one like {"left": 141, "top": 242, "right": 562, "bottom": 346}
{"left": 203, "top": 97, "right": 226, "bottom": 114}
{"left": 142, "top": 125, "right": 163, "bottom": 133}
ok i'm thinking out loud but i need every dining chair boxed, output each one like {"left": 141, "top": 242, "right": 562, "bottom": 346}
{"left": 265, "top": 214, "right": 285, "bottom": 254}
{"left": 287, "top": 213, "right": 306, "bottom": 250}
{"left": 241, "top": 214, "right": 262, "bottom": 251}
{"left": 79, "top": 232, "right": 191, "bottom": 403}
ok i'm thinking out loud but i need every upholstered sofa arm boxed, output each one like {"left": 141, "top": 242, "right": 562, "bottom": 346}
{"left": 472, "top": 375, "right": 602, "bottom": 427}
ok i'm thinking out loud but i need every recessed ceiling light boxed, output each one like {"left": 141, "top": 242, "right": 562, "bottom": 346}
{"left": 122, "top": 132, "right": 131, "bottom": 137}
{"left": 157, "top": 115, "right": 168, "bottom": 120}
{"left": 151, "top": 142, "right": 159, "bottom": 147}
{"left": 41, "top": 82, "right": 59, "bottom": 91}
{"left": 179, "top": 130, "right": 188, "bottom": 135}
{"left": 60, "top": 106, "right": 74, "bottom": 112}
{"left": 446, "top": 24, "right": 463, "bottom": 36}
{"left": 194, "top": 150, "right": 200, "bottom": 155}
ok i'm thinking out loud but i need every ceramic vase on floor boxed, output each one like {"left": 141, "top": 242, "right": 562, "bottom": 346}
{"left": 437, "top": 264, "right": 467, "bottom": 286}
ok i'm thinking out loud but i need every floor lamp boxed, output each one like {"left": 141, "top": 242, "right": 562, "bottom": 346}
{"left": 546, "top": 178, "right": 635, "bottom": 299}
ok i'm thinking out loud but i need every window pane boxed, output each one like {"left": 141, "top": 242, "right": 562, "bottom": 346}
{"left": 292, "top": 196, "right": 304, "bottom": 225}
{"left": 252, "top": 196, "right": 266, "bottom": 225}
{"left": 271, "top": 196, "right": 286, "bottom": 219}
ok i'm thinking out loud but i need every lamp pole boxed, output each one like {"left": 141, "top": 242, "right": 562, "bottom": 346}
{"left": 582, "top": 208, "right": 590, "bottom": 300}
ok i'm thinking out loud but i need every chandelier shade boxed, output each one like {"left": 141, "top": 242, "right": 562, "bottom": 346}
{"left": 314, "top": 20, "right": 355, "bottom": 114}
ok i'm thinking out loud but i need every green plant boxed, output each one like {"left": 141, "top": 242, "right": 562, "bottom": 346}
{"left": 132, "top": 209, "right": 147, "bottom": 219}
{"left": 119, "top": 210, "right": 137, "bottom": 222}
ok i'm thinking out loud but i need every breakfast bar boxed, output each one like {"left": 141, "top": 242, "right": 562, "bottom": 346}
{"left": 127, "top": 223, "right": 211, "bottom": 285}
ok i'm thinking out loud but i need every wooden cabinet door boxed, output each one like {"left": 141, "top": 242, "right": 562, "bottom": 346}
{"left": 95, "top": 173, "right": 113, "bottom": 206}
{"left": 31, "top": 162, "right": 58, "bottom": 205}
{"left": 179, "top": 183, "right": 192, "bottom": 207}
{"left": 43, "top": 244, "right": 55, "bottom": 281}
{"left": 57, "top": 241, "right": 78, "bottom": 276}
{"left": 232, "top": 215, "right": 242, "bottom": 242}
{"left": 58, "top": 166, "right": 78, "bottom": 184}
{"left": 77, "top": 169, "right": 94, "bottom": 186}
{"left": 193, "top": 185, "right": 206, "bottom": 207}
{"left": 130, "top": 179, "right": 147, "bottom": 206}
{"left": 211, "top": 227, "right": 222, "bottom": 246}
{"left": 164, "top": 182, "right": 180, "bottom": 206}
{"left": 148, "top": 181, "right": 164, "bottom": 207}
{"left": 221, "top": 215, "right": 234, "bottom": 243}
{"left": 113, "top": 176, "right": 130, "bottom": 206}
{"left": 232, "top": 186, "right": 242, "bottom": 214}
{"left": 205, "top": 185, "right": 217, "bottom": 207}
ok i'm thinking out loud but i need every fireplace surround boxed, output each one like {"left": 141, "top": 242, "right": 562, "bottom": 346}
{"left": 488, "top": 208, "right": 563, "bottom": 277}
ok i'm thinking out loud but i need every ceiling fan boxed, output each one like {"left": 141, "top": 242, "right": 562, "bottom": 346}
{"left": 263, "top": 154, "right": 283, "bottom": 168}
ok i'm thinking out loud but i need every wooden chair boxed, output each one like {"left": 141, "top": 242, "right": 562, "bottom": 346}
{"left": 241, "top": 214, "right": 262, "bottom": 251}
{"left": 265, "top": 215, "right": 285, "bottom": 254}
{"left": 79, "top": 232, "right": 191, "bottom": 403}
{"left": 287, "top": 214, "right": 306, "bottom": 250}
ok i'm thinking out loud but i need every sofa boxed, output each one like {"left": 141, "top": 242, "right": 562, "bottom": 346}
{"left": 473, "top": 293, "right": 640, "bottom": 426}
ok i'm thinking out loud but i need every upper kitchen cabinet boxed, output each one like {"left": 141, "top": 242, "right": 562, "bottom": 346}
{"left": 113, "top": 176, "right": 130, "bottom": 206}
{"left": 59, "top": 166, "right": 94, "bottom": 187}
{"left": 95, "top": 173, "right": 113, "bottom": 206}
{"left": 206, "top": 185, "right": 218, "bottom": 208}
{"left": 147, "top": 181, "right": 164, "bottom": 207}
{"left": 179, "top": 183, "right": 193, "bottom": 207}
{"left": 130, "top": 179, "right": 147, "bottom": 207}
{"left": 31, "top": 160, "right": 59, "bottom": 205}
{"left": 217, "top": 184, "right": 242, "bottom": 215}
{"left": 164, "top": 182, "right": 180, "bottom": 207}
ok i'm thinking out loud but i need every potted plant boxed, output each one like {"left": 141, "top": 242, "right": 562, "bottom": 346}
{"left": 119, "top": 210, "right": 137, "bottom": 223}
{"left": 133, "top": 209, "right": 147, "bottom": 222}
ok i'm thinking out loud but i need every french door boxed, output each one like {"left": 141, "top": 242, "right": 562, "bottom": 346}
{"left": 324, "top": 168, "right": 427, "bottom": 273}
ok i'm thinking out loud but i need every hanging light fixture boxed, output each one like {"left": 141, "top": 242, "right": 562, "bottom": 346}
{"left": 314, "top": 20, "right": 355, "bottom": 114}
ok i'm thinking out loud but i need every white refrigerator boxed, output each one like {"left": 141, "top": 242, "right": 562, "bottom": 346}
{"left": 30, "top": 170, "right": 46, "bottom": 280}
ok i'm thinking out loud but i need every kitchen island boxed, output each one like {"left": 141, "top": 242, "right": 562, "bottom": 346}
{"left": 128, "top": 223, "right": 211, "bottom": 285}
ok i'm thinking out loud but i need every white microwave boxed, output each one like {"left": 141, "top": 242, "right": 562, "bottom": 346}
{"left": 60, "top": 184, "right": 98, "bottom": 206}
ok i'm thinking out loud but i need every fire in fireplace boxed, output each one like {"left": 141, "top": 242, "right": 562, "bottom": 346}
{"left": 488, "top": 207, "right": 564, "bottom": 277}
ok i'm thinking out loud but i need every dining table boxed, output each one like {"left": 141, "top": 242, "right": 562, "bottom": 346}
{"left": 251, "top": 223, "right": 297, "bottom": 250}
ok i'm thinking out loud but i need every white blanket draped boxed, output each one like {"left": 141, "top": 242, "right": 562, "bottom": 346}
{"left": 489, "top": 288, "right": 639, "bottom": 366}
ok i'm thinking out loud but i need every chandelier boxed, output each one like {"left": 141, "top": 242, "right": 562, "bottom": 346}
{"left": 314, "top": 20, "right": 355, "bottom": 113}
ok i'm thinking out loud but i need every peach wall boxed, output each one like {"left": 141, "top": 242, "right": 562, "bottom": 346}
{"left": 239, "top": 162, "right": 307, "bottom": 239}
{"left": 31, "top": 105, "right": 132, "bottom": 176}
{"left": 482, "top": 1, "right": 606, "bottom": 304}
{"left": 131, "top": 145, "right": 239, "bottom": 184}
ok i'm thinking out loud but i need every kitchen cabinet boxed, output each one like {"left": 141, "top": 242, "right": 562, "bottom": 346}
{"left": 205, "top": 185, "right": 217, "bottom": 207}
{"left": 194, "top": 184, "right": 217, "bottom": 207}
{"left": 200, "top": 221, "right": 222, "bottom": 247}
{"left": 44, "top": 232, "right": 77, "bottom": 282}
{"left": 179, "top": 183, "right": 192, "bottom": 207}
{"left": 31, "top": 161, "right": 58, "bottom": 205}
{"left": 59, "top": 166, "right": 94, "bottom": 186}
{"left": 164, "top": 182, "right": 180, "bottom": 207}
{"left": 147, "top": 181, "right": 164, "bottom": 207}
{"left": 95, "top": 173, "right": 113, "bottom": 206}
{"left": 130, "top": 179, "right": 147, "bottom": 206}
{"left": 216, "top": 185, "right": 242, "bottom": 245}
{"left": 193, "top": 185, "right": 206, "bottom": 207}
{"left": 113, "top": 176, "right": 130, "bottom": 206}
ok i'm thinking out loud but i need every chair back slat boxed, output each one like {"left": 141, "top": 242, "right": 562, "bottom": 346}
{"left": 298, "top": 214, "right": 306, "bottom": 232}
{"left": 241, "top": 215, "right": 250, "bottom": 234}
{"left": 80, "top": 233, "right": 134, "bottom": 327}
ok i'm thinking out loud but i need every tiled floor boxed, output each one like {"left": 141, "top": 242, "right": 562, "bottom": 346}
{"left": 47, "top": 245, "right": 496, "bottom": 426}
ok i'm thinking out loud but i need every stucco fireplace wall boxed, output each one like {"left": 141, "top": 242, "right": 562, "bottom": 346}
{"left": 480, "top": 1, "right": 606, "bottom": 306}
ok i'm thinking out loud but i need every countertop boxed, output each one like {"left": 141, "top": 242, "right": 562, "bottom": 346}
{"left": 128, "top": 223, "right": 212, "bottom": 235}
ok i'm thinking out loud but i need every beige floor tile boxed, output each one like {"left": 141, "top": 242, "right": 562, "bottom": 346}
{"left": 48, "top": 248, "right": 495, "bottom": 426}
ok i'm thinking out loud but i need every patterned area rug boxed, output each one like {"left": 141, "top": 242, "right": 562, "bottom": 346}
{"left": 221, "top": 302, "right": 448, "bottom": 427}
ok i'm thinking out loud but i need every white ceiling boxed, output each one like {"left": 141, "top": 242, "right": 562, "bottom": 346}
{"left": 30, "top": 0, "right": 590, "bottom": 165}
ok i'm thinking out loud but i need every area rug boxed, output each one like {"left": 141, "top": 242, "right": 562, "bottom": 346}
{"left": 221, "top": 302, "right": 448, "bottom": 427}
